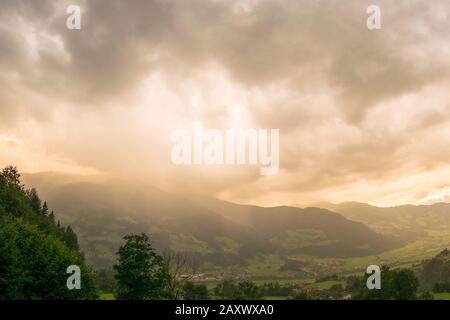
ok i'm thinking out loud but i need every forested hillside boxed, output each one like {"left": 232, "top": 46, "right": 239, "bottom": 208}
{"left": 420, "top": 249, "right": 450, "bottom": 292}
{"left": 0, "top": 167, "right": 98, "bottom": 299}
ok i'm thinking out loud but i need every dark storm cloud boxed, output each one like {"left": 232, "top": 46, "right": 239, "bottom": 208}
{"left": 2, "top": 0, "right": 449, "bottom": 119}
{"left": 1, "top": 0, "right": 450, "bottom": 206}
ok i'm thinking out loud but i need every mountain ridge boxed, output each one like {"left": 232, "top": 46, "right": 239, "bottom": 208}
{"left": 21, "top": 172, "right": 402, "bottom": 270}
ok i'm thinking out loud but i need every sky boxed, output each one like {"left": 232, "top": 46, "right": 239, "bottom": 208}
{"left": 1, "top": 0, "right": 450, "bottom": 207}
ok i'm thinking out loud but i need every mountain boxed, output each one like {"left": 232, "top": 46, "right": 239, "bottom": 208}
{"left": 21, "top": 173, "right": 401, "bottom": 270}
{"left": 321, "top": 201, "right": 450, "bottom": 241}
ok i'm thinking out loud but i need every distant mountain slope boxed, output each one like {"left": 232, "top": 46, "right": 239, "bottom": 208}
{"left": 321, "top": 201, "right": 450, "bottom": 241}
{"left": 190, "top": 196, "right": 401, "bottom": 257}
{"left": 22, "top": 173, "right": 402, "bottom": 269}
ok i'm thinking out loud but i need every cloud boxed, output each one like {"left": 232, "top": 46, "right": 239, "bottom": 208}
{"left": 1, "top": 0, "right": 450, "bottom": 206}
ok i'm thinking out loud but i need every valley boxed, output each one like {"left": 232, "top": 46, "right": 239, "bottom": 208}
{"left": 21, "top": 172, "right": 450, "bottom": 284}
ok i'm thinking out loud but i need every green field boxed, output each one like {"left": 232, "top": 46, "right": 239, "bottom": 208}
{"left": 247, "top": 255, "right": 285, "bottom": 277}
{"left": 434, "top": 293, "right": 450, "bottom": 300}
{"left": 99, "top": 293, "right": 115, "bottom": 300}
{"left": 263, "top": 296, "right": 287, "bottom": 300}
{"left": 311, "top": 237, "right": 450, "bottom": 277}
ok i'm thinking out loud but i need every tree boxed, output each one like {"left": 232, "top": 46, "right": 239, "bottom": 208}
{"left": 354, "top": 266, "right": 419, "bottom": 300}
{"left": 49, "top": 211, "right": 55, "bottom": 223}
{"left": 42, "top": 201, "right": 49, "bottom": 216}
{"left": 232, "top": 280, "right": 262, "bottom": 300}
{"left": 181, "top": 282, "right": 210, "bottom": 300}
{"left": 214, "top": 278, "right": 238, "bottom": 299}
{"left": 0, "top": 216, "right": 98, "bottom": 299}
{"left": 391, "top": 268, "right": 419, "bottom": 300}
{"left": 26, "top": 188, "right": 42, "bottom": 213}
{"left": 1, "top": 166, "right": 22, "bottom": 188}
{"left": 164, "top": 251, "right": 199, "bottom": 299}
{"left": 214, "top": 279, "right": 262, "bottom": 300}
{"left": 64, "top": 226, "right": 80, "bottom": 252}
{"left": 113, "top": 233, "right": 170, "bottom": 300}
{"left": 421, "top": 248, "right": 450, "bottom": 290}
{"left": 0, "top": 166, "right": 98, "bottom": 299}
